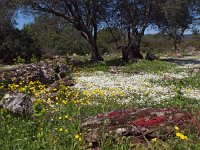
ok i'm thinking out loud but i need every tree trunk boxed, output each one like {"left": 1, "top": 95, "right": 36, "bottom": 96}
{"left": 122, "top": 36, "right": 143, "bottom": 62}
{"left": 173, "top": 34, "right": 182, "bottom": 50}
{"left": 81, "top": 30, "right": 104, "bottom": 62}
{"left": 174, "top": 40, "right": 178, "bottom": 51}
{"left": 174, "top": 39, "right": 181, "bottom": 51}
{"left": 90, "top": 41, "right": 104, "bottom": 62}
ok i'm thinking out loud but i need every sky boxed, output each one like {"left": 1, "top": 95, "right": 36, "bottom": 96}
{"left": 15, "top": 13, "right": 193, "bottom": 35}
{"left": 15, "top": 14, "right": 159, "bottom": 34}
{"left": 15, "top": 12, "right": 34, "bottom": 29}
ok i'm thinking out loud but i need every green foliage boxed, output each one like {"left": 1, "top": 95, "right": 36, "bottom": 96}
{"left": 141, "top": 33, "right": 173, "bottom": 53}
{"left": 124, "top": 60, "right": 177, "bottom": 73}
{"left": 55, "top": 26, "right": 90, "bottom": 55}
{"left": 30, "top": 54, "right": 38, "bottom": 63}
{"left": 29, "top": 16, "right": 90, "bottom": 57}
{"left": 97, "top": 28, "right": 122, "bottom": 54}
{"left": 33, "top": 99, "right": 48, "bottom": 117}
{"left": 0, "top": 26, "right": 41, "bottom": 64}
{"left": 156, "top": 0, "right": 195, "bottom": 49}
{"left": 13, "top": 56, "right": 25, "bottom": 64}
{"left": 158, "top": 73, "right": 200, "bottom": 90}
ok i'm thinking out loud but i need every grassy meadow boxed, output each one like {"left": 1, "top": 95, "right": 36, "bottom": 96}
{"left": 1, "top": 56, "right": 200, "bottom": 150}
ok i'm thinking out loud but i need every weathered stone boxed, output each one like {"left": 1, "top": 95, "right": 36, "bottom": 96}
{"left": 185, "top": 46, "right": 196, "bottom": 52}
{"left": 1, "top": 92, "right": 33, "bottom": 115}
{"left": 47, "top": 77, "right": 74, "bottom": 92}
{"left": 82, "top": 108, "right": 200, "bottom": 148}
{"left": 145, "top": 52, "right": 157, "bottom": 61}
{"left": 0, "top": 57, "right": 72, "bottom": 85}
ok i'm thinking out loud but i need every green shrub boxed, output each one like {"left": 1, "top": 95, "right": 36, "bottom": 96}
{"left": 0, "top": 27, "right": 41, "bottom": 64}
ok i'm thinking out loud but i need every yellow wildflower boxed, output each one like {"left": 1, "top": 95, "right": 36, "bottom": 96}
{"left": 176, "top": 132, "right": 182, "bottom": 137}
{"left": 59, "top": 128, "right": 63, "bottom": 132}
{"left": 53, "top": 88, "right": 57, "bottom": 91}
{"left": 180, "top": 135, "right": 188, "bottom": 140}
{"left": 174, "top": 126, "right": 179, "bottom": 130}
{"left": 151, "top": 138, "right": 157, "bottom": 142}
{"left": 75, "top": 134, "right": 79, "bottom": 139}
{"left": 176, "top": 133, "right": 188, "bottom": 140}
{"left": 186, "top": 88, "right": 191, "bottom": 93}
{"left": 62, "top": 100, "right": 67, "bottom": 105}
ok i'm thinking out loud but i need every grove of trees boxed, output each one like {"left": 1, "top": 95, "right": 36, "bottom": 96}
{"left": 0, "top": 0, "right": 199, "bottom": 63}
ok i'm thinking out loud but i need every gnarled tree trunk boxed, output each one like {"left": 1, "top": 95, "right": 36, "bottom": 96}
{"left": 90, "top": 41, "right": 104, "bottom": 62}
{"left": 173, "top": 37, "right": 181, "bottom": 51}
{"left": 121, "top": 36, "right": 143, "bottom": 62}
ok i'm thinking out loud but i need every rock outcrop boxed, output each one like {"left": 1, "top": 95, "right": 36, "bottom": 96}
{"left": 145, "top": 52, "right": 157, "bottom": 61}
{"left": 0, "top": 57, "right": 71, "bottom": 85}
{"left": 0, "top": 92, "right": 33, "bottom": 116}
{"left": 82, "top": 108, "right": 200, "bottom": 148}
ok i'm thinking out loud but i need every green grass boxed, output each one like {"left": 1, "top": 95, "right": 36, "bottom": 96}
{"left": 81, "top": 61, "right": 109, "bottom": 72}
{"left": 1, "top": 93, "right": 200, "bottom": 149}
{"left": 151, "top": 73, "right": 200, "bottom": 90}
{"left": 123, "top": 60, "right": 177, "bottom": 74}
{"left": 78, "top": 58, "right": 177, "bottom": 74}
{"left": 1, "top": 57, "right": 200, "bottom": 149}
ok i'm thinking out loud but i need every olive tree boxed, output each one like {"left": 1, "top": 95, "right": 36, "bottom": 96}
{"left": 23, "top": 0, "right": 112, "bottom": 62}
{"left": 114, "top": 0, "right": 161, "bottom": 62}
{"left": 156, "top": 0, "right": 196, "bottom": 50}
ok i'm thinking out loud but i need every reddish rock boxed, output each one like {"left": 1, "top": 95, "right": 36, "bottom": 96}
{"left": 82, "top": 108, "right": 200, "bottom": 148}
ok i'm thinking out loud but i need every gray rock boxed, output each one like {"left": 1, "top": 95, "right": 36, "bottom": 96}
{"left": 185, "top": 46, "right": 197, "bottom": 52}
{"left": 72, "top": 53, "right": 77, "bottom": 57}
{"left": 47, "top": 77, "right": 74, "bottom": 92}
{"left": 145, "top": 52, "right": 157, "bottom": 61}
{"left": 0, "top": 58, "right": 71, "bottom": 85}
{"left": 1, "top": 92, "right": 33, "bottom": 115}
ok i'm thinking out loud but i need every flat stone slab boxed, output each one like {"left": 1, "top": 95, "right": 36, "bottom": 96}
{"left": 82, "top": 108, "right": 200, "bottom": 147}
{"left": 0, "top": 92, "right": 33, "bottom": 115}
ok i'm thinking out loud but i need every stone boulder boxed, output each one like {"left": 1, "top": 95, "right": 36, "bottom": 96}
{"left": 145, "top": 52, "right": 157, "bottom": 61}
{"left": 0, "top": 57, "right": 71, "bottom": 85}
{"left": 184, "top": 46, "right": 197, "bottom": 52}
{"left": 0, "top": 92, "right": 33, "bottom": 116}
{"left": 82, "top": 108, "right": 200, "bottom": 148}
{"left": 47, "top": 77, "right": 74, "bottom": 92}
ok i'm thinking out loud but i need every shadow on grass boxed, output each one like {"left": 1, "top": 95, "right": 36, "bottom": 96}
{"left": 76, "top": 58, "right": 124, "bottom": 68}
{"left": 161, "top": 58, "right": 200, "bottom": 66}
{"left": 105, "top": 58, "right": 125, "bottom": 66}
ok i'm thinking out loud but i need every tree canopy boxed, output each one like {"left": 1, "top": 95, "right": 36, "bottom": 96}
{"left": 0, "top": 0, "right": 199, "bottom": 63}
{"left": 155, "top": 0, "right": 197, "bottom": 50}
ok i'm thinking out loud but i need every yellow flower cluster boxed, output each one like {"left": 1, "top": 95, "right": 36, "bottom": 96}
{"left": 0, "top": 83, "right": 4, "bottom": 90}
{"left": 75, "top": 133, "right": 82, "bottom": 142}
{"left": 4, "top": 78, "right": 90, "bottom": 144}
{"left": 174, "top": 126, "right": 188, "bottom": 140}
{"left": 8, "top": 80, "right": 47, "bottom": 97}
{"left": 176, "top": 133, "right": 188, "bottom": 140}
{"left": 151, "top": 138, "right": 157, "bottom": 142}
